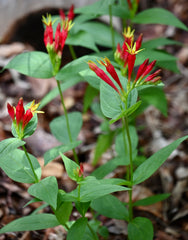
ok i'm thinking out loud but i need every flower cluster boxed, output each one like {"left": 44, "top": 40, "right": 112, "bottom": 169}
{"left": 7, "top": 98, "right": 43, "bottom": 139}
{"left": 115, "top": 27, "right": 143, "bottom": 80}
{"left": 42, "top": 5, "right": 74, "bottom": 75}
{"left": 88, "top": 58, "right": 123, "bottom": 95}
{"left": 89, "top": 27, "right": 161, "bottom": 98}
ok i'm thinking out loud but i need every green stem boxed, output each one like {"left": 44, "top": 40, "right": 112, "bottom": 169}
{"left": 68, "top": 45, "right": 77, "bottom": 60}
{"left": 87, "top": 222, "right": 98, "bottom": 240}
{"left": 56, "top": 79, "right": 79, "bottom": 164}
{"left": 22, "top": 145, "right": 39, "bottom": 183}
{"left": 109, "top": 4, "right": 115, "bottom": 52}
{"left": 122, "top": 116, "right": 134, "bottom": 221}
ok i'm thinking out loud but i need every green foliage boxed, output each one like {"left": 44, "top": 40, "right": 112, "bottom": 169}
{"left": 44, "top": 141, "right": 81, "bottom": 166}
{"left": 133, "top": 193, "right": 170, "bottom": 207}
{"left": 133, "top": 8, "right": 188, "bottom": 31}
{"left": 0, "top": 149, "right": 41, "bottom": 183}
{"left": 133, "top": 136, "right": 188, "bottom": 185}
{"left": 55, "top": 201, "right": 73, "bottom": 225}
{"left": 0, "top": 214, "right": 60, "bottom": 233}
{"left": 4, "top": 51, "right": 53, "bottom": 78}
{"left": 83, "top": 85, "right": 99, "bottom": 113}
{"left": 28, "top": 176, "right": 58, "bottom": 209}
{"left": 0, "top": 138, "right": 25, "bottom": 157}
{"left": 50, "top": 112, "right": 83, "bottom": 144}
{"left": 91, "top": 194, "right": 129, "bottom": 220}
{"left": 128, "top": 217, "right": 153, "bottom": 240}
{"left": 67, "top": 217, "right": 88, "bottom": 240}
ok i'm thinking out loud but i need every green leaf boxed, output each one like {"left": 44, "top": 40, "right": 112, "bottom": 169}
{"left": 56, "top": 55, "right": 98, "bottom": 81}
{"left": 39, "top": 75, "right": 82, "bottom": 109}
{"left": 0, "top": 138, "right": 25, "bottom": 158}
{"left": 100, "top": 80, "right": 122, "bottom": 119}
{"left": 67, "top": 31, "right": 99, "bottom": 52}
{"left": 0, "top": 213, "right": 60, "bottom": 233}
{"left": 115, "top": 125, "right": 138, "bottom": 165}
{"left": 75, "top": 21, "right": 123, "bottom": 48}
{"left": 138, "top": 86, "right": 167, "bottom": 116}
{"left": 91, "top": 157, "right": 124, "bottom": 179}
{"left": 75, "top": 201, "right": 91, "bottom": 217}
{"left": 44, "top": 141, "right": 82, "bottom": 166}
{"left": 133, "top": 193, "right": 170, "bottom": 207}
{"left": 0, "top": 149, "right": 41, "bottom": 183}
{"left": 91, "top": 194, "right": 129, "bottom": 220}
{"left": 142, "top": 37, "right": 182, "bottom": 49}
{"left": 4, "top": 51, "right": 53, "bottom": 78}
{"left": 55, "top": 202, "right": 73, "bottom": 226}
{"left": 133, "top": 8, "right": 188, "bottom": 31}
{"left": 83, "top": 85, "right": 99, "bottom": 113}
{"left": 67, "top": 217, "right": 88, "bottom": 240}
{"left": 28, "top": 176, "right": 58, "bottom": 209}
{"left": 78, "top": 177, "right": 129, "bottom": 202}
{"left": 50, "top": 112, "right": 83, "bottom": 144}
{"left": 92, "top": 132, "right": 115, "bottom": 166}
{"left": 136, "top": 49, "right": 179, "bottom": 73}
{"left": 128, "top": 217, "right": 153, "bottom": 240}
{"left": 133, "top": 136, "right": 188, "bottom": 185}
{"left": 61, "top": 153, "right": 80, "bottom": 181}
{"left": 83, "top": 220, "right": 100, "bottom": 240}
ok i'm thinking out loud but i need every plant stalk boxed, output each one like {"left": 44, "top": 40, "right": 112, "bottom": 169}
{"left": 22, "top": 145, "right": 39, "bottom": 183}
{"left": 68, "top": 45, "right": 77, "bottom": 60}
{"left": 122, "top": 116, "right": 134, "bottom": 221}
{"left": 56, "top": 79, "right": 79, "bottom": 164}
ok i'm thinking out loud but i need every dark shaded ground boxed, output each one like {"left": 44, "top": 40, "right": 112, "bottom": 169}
{"left": 0, "top": 0, "right": 188, "bottom": 239}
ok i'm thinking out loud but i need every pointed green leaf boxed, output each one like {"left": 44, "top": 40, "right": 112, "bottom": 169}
{"left": 128, "top": 217, "right": 153, "bottom": 240}
{"left": 133, "top": 193, "right": 170, "bottom": 207}
{"left": 28, "top": 176, "right": 58, "bottom": 209}
{"left": 44, "top": 141, "right": 82, "bottom": 166}
{"left": 0, "top": 213, "right": 59, "bottom": 233}
{"left": 67, "top": 217, "right": 88, "bottom": 240}
{"left": 133, "top": 8, "right": 188, "bottom": 31}
{"left": 0, "top": 138, "right": 25, "bottom": 158}
{"left": 138, "top": 86, "right": 167, "bottom": 116}
{"left": 0, "top": 149, "right": 41, "bottom": 183}
{"left": 91, "top": 194, "right": 129, "bottom": 220}
{"left": 50, "top": 112, "right": 83, "bottom": 144}
{"left": 55, "top": 202, "right": 73, "bottom": 226}
{"left": 142, "top": 38, "right": 182, "bottom": 49}
{"left": 83, "top": 85, "right": 99, "bottom": 113}
{"left": 60, "top": 153, "right": 80, "bottom": 181}
{"left": 133, "top": 136, "right": 188, "bottom": 185}
{"left": 4, "top": 51, "right": 53, "bottom": 78}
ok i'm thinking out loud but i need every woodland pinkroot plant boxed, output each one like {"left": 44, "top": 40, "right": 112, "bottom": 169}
{"left": 0, "top": 1, "right": 188, "bottom": 240}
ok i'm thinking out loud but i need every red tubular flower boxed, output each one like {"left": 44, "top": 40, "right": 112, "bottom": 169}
{"left": 144, "top": 69, "right": 161, "bottom": 82}
{"left": 59, "top": 9, "right": 66, "bottom": 21}
{"left": 135, "top": 58, "right": 149, "bottom": 82}
{"left": 141, "top": 60, "right": 156, "bottom": 78}
{"left": 88, "top": 61, "right": 120, "bottom": 94}
{"left": 7, "top": 103, "right": 15, "bottom": 120}
{"left": 127, "top": 0, "right": 132, "bottom": 9}
{"left": 136, "top": 33, "right": 143, "bottom": 51}
{"left": 16, "top": 98, "right": 25, "bottom": 125}
{"left": 127, "top": 53, "right": 136, "bottom": 82}
{"left": 79, "top": 163, "right": 84, "bottom": 177}
{"left": 100, "top": 58, "right": 123, "bottom": 91}
{"left": 54, "top": 23, "right": 62, "bottom": 53}
{"left": 22, "top": 109, "right": 33, "bottom": 129}
{"left": 68, "top": 4, "right": 75, "bottom": 21}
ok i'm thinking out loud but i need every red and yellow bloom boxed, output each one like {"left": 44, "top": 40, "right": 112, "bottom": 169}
{"left": 7, "top": 98, "right": 43, "bottom": 139}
